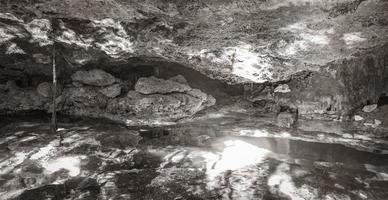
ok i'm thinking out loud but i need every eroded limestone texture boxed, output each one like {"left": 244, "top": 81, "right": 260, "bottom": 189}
{"left": 0, "top": 69, "right": 215, "bottom": 125}
{"left": 0, "top": 0, "right": 387, "bottom": 121}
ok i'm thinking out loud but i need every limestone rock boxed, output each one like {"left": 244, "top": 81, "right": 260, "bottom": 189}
{"left": 169, "top": 75, "right": 188, "bottom": 85}
{"left": 276, "top": 112, "right": 297, "bottom": 128}
{"left": 99, "top": 84, "right": 121, "bottom": 98}
{"left": 362, "top": 104, "right": 378, "bottom": 113}
{"left": 36, "top": 82, "right": 62, "bottom": 98}
{"left": 66, "top": 87, "right": 108, "bottom": 108}
{"left": 354, "top": 115, "right": 364, "bottom": 121}
{"left": 134, "top": 76, "right": 191, "bottom": 95}
{"left": 274, "top": 84, "right": 291, "bottom": 93}
{"left": 0, "top": 86, "right": 47, "bottom": 112}
{"left": 37, "top": 82, "right": 51, "bottom": 98}
{"left": 108, "top": 86, "right": 215, "bottom": 120}
{"left": 71, "top": 69, "right": 116, "bottom": 87}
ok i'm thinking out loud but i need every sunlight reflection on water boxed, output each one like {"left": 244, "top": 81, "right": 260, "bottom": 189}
{"left": 43, "top": 156, "right": 86, "bottom": 177}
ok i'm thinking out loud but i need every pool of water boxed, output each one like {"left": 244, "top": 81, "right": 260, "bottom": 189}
{"left": 1, "top": 114, "right": 388, "bottom": 200}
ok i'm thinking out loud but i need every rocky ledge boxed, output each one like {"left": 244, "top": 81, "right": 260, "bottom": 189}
{"left": 0, "top": 69, "right": 215, "bottom": 125}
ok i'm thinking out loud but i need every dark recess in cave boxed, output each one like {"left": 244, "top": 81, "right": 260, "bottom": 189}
{"left": 377, "top": 93, "right": 388, "bottom": 106}
{"left": 82, "top": 61, "right": 245, "bottom": 104}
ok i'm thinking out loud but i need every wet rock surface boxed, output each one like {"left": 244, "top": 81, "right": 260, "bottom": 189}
{"left": 1, "top": 111, "right": 388, "bottom": 200}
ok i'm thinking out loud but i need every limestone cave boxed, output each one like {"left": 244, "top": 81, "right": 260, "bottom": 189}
{"left": 0, "top": 0, "right": 388, "bottom": 199}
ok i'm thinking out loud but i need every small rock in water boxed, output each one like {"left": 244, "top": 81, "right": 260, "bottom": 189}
{"left": 274, "top": 84, "right": 291, "bottom": 93}
{"left": 362, "top": 104, "right": 377, "bottom": 113}
{"left": 354, "top": 115, "right": 364, "bottom": 121}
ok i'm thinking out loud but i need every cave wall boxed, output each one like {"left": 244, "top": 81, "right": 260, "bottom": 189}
{"left": 0, "top": 68, "right": 216, "bottom": 126}
{"left": 246, "top": 44, "right": 388, "bottom": 120}
{"left": 1, "top": 0, "right": 388, "bottom": 121}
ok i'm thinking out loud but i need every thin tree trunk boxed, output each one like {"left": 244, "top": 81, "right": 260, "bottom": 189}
{"left": 51, "top": 19, "right": 57, "bottom": 135}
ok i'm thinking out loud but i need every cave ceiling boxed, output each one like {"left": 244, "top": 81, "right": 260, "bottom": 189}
{"left": 0, "top": 0, "right": 388, "bottom": 83}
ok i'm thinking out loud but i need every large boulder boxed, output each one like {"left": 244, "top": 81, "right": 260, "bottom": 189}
{"left": 107, "top": 90, "right": 215, "bottom": 119}
{"left": 71, "top": 69, "right": 116, "bottom": 87}
{"left": 108, "top": 76, "right": 215, "bottom": 120}
{"left": 134, "top": 76, "right": 191, "bottom": 95}
{"left": 99, "top": 84, "right": 122, "bottom": 98}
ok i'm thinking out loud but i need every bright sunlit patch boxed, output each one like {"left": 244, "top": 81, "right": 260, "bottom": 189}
{"left": 0, "top": 152, "right": 28, "bottom": 174}
{"left": 300, "top": 33, "right": 329, "bottom": 45}
{"left": 0, "top": 13, "right": 23, "bottom": 22}
{"left": 279, "top": 21, "right": 334, "bottom": 57}
{"left": 24, "top": 19, "right": 53, "bottom": 46}
{"left": 0, "top": 27, "right": 16, "bottom": 44}
{"left": 30, "top": 143, "right": 56, "bottom": 160}
{"left": 57, "top": 23, "right": 93, "bottom": 49}
{"left": 186, "top": 42, "right": 275, "bottom": 83}
{"left": 268, "top": 163, "right": 318, "bottom": 200}
{"left": 342, "top": 32, "right": 366, "bottom": 46}
{"left": 91, "top": 18, "right": 134, "bottom": 58}
{"left": 19, "top": 135, "right": 37, "bottom": 142}
{"left": 43, "top": 156, "right": 86, "bottom": 177}
{"left": 6, "top": 43, "right": 26, "bottom": 54}
{"left": 206, "top": 139, "right": 270, "bottom": 188}
{"left": 230, "top": 44, "right": 273, "bottom": 83}
{"left": 260, "top": 0, "right": 346, "bottom": 10}
{"left": 238, "top": 129, "right": 270, "bottom": 137}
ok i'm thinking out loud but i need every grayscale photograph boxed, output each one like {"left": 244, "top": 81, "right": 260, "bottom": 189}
{"left": 0, "top": 0, "right": 388, "bottom": 199}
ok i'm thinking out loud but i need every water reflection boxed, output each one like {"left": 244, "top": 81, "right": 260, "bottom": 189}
{"left": 43, "top": 156, "right": 86, "bottom": 177}
{"left": 206, "top": 139, "right": 270, "bottom": 189}
{"left": 1, "top": 114, "right": 388, "bottom": 199}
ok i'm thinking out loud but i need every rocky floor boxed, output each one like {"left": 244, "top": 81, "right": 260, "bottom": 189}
{"left": 1, "top": 110, "right": 388, "bottom": 200}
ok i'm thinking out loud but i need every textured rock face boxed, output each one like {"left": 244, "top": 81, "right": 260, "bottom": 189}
{"left": 247, "top": 44, "right": 388, "bottom": 119}
{"left": 0, "top": 81, "right": 47, "bottom": 113}
{"left": 0, "top": 0, "right": 387, "bottom": 119}
{"left": 71, "top": 69, "right": 117, "bottom": 86}
{"left": 0, "top": 69, "right": 215, "bottom": 124}
{"left": 107, "top": 77, "right": 216, "bottom": 120}
{"left": 1, "top": 0, "right": 388, "bottom": 82}
{"left": 36, "top": 82, "right": 63, "bottom": 98}
{"left": 99, "top": 84, "right": 122, "bottom": 98}
{"left": 135, "top": 76, "right": 192, "bottom": 94}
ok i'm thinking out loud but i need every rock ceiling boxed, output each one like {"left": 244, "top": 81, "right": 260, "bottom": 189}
{"left": 0, "top": 0, "right": 388, "bottom": 83}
